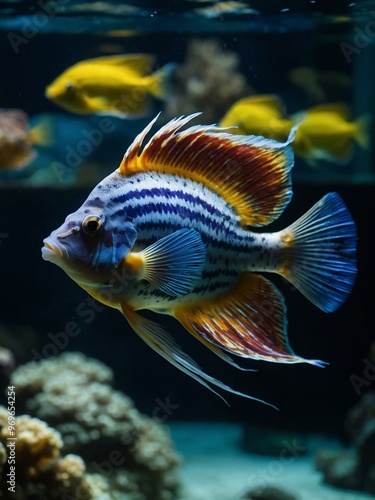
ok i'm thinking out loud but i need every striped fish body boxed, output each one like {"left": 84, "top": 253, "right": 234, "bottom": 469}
{"left": 89, "top": 170, "right": 281, "bottom": 313}
{"left": 42, "top": 114, "right": 357, "bottom": 405}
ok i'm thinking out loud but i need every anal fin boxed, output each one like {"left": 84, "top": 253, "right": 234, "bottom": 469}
{"left": 174, "top": 273, "right": 324, "bottom": 366}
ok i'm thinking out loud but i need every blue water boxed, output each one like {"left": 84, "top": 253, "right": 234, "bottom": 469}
{"left": 0, "top": 2, "right": 374, "bottom": 499}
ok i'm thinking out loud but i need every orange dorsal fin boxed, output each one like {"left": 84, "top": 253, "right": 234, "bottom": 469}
{"left": 119, "top": 113, "right": 295, "bottom": 227}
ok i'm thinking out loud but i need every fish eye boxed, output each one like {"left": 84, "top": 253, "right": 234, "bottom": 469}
{"left": 82, "top": 215, "right": 103, "bottom": 236}
{"left": 66, "top": 82, "right": 74, "bottom": 91}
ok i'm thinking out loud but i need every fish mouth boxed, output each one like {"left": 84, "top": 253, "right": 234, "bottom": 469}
{"left": 41, "top": 238, "right": 64, "bottom": 262}
{"left": 45, "top": 85, "right": 54, "bottom": 98}
{"left": 45, "top": 86, "right": 58, "bottom": 101}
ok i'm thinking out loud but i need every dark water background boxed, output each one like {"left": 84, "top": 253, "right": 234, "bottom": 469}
{"left": 0, "top": 0, "right": 374, "bottom": 435}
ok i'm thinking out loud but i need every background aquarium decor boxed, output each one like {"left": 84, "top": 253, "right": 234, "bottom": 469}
{"left": 0, "top": 1, "right": 374, "bottom": 499}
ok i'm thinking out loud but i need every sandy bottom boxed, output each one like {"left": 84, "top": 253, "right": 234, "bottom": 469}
{"left": 169, "top": 422, "right": 373, "bottom": 500}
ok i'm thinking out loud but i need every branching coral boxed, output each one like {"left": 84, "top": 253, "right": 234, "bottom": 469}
{"left": 165, "top": 38, "right": 251, "bottom": 123}
{"left": 9, "top": 352, "right": 181, "bottom": 499}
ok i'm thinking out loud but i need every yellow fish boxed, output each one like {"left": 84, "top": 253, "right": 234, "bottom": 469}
{"left": 42, "top": 113, "right": 357, "bottom": 406}
{"left": 219, "top": 95, "right": 292, "bottom": 141}
{"left": 45, "top": 54, "right": 174, "bottom": 118}
{"left": 221, "top": 97, "right": 368, "bottom": 164}
{"left": 292, "top": 104, "right": 368, "bottom": 163}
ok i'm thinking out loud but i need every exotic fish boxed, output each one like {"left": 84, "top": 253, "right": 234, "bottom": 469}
{"left": 42, "top": 114, "right": 357, "bottom": 404}
{"left": 220, "top": 96, "right": 368, "bottom": 164}
{"left": 219, "top": 95, "right": 292, "bottom": 141}
{"left": 288, "top": 66, "right": 352, "bottom": 105}
{"left": 0, "top": 109, "right": 53, "bottom": 170}
{"left": 45, "top": 54, "right": 174, "bottom": 118}
{"left": 291, "top": 104, "right": 368, "bottom": 163}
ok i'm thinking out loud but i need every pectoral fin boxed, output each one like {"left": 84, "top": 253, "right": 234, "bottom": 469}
{"left": 126, "top": 228, "right": 206, "bottom": 296}
{"left": 120, "top": 303, "right": 274, "bottom": 407}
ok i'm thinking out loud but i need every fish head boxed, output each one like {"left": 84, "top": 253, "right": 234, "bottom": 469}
{"left": 41, "top": 203, "right": 137, "bottom": 287}
{"left": 45, "top": 76, "right": 89, "bottom": 114}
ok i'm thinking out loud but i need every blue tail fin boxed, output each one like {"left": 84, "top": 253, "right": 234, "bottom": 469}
{"left": 278, "top": 193, "right": 357, "bottom": 312}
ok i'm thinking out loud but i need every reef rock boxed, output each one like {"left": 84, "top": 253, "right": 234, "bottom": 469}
{"left": 0, "top": 408, "right": 96, "bottom": 498}
{"left": 8, "top": 352, "right": 181, "bottom": 499}
{"left": 315, "top": 392, "right": 375, "bottom": 495}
